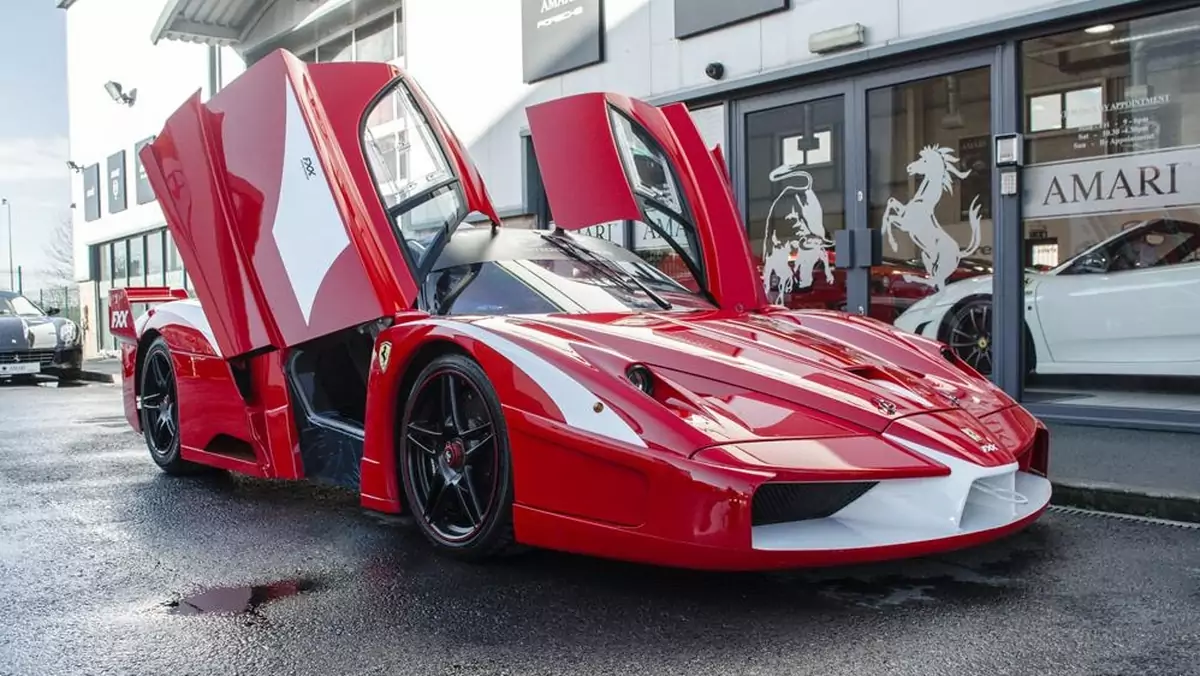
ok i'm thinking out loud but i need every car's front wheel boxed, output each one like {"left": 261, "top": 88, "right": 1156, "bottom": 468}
{"left": 398, "top": 353, "right": 516, "bottom": 561}
{"left": 139, "top": 337, "right": 202, "bottom": 475}
{"left": 940, "top": 297, "right": 1036, "bottom": 377}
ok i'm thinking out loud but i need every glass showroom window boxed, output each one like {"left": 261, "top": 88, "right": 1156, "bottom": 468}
{"left": 745, "top": 96, "right": 846, "bottom": 310}
{"left": 868, "top": 68, "right": 994, "bottom": 335}
{"left": 146, "top": 230, "right": 165, "bottom": 286}
{"left": 1019, "top": 7, "right": 1200, "bottom": 411}
{"left": 96, "top": 242, "right": 112, "bottom": 352}
{"left": 297, "top": 8, "right": 405, "bottom": 67}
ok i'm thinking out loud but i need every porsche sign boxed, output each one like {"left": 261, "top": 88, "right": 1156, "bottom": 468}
{"left": 522, "top": 0, "right": 604, "bottom": 83}
{"left": 674, "top": 0, "right": 789, "bottom": 39}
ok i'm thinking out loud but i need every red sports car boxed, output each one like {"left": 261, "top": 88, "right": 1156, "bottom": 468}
{"left": 109, "top": 50, "right": 1050, "bottom": 571}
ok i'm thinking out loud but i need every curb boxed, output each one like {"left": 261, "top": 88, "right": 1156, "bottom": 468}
{"left": 78, "top": 369, "right": 119, "bottom": 384}
{"left": 1051, "top": 479, "right": 1200, "bottom": 524}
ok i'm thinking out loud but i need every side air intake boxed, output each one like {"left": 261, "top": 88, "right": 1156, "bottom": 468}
{"left": 751, "top": 482, "right": 877, "bottom": 526}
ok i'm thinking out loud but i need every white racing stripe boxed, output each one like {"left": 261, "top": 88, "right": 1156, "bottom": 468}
{"left": 270, "top": 76, "right": 351, "bottom": 326}
{"left": 420, "top": 318, "right": 646, "bottom": 448}
{"left": 134, "top": 307, "right": 646, "bottom": 448}
{"left": 150, "top": 300, "right": 222, "bottom": 356}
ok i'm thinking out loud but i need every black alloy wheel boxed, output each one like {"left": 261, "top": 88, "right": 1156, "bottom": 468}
{"left": 139, "top": 337, "right": 201, "bottom": 475}
{"left": 944, "top": 298, "right": 994, "bottom": 376}
{"left": 399, "top": 353, "right": 515, "bottom": 560}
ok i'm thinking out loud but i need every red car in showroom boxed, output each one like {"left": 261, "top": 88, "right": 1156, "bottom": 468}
{"left": 110, "top": 50, "right": 1050, "bottom": 571}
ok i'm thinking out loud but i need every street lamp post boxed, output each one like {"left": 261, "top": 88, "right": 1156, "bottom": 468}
{"left": 1, "top": 198, "right": 11, "bottom": 291}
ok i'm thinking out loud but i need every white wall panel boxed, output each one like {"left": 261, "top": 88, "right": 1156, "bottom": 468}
{"left": 65, "top": 0, "right": 210, "bottom": 280}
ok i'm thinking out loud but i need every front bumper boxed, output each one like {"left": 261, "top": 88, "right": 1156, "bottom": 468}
{"left": 0, "top": 346, "right": 83, "bottom": 378}
{"left": 507, "top": 409, "right": 1051, "bottom": 571}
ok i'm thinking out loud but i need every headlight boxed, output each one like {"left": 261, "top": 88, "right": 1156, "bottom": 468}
{"left": 59, "top": 321, "right": 78, "bottom": 345}
{"left": 625, "top": 364, "right": 654, "bottom": 395}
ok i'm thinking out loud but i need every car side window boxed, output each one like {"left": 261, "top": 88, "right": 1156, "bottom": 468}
{"left": 608, "top": 109, "right": 707, "bottom": 289}
{"left": 425, "top": 262, "right": 558, "bottom": 316}
{"left": 1108, "top": 222, "right": 1199, "bottom": 272}
{"left": 362, "top": 80, "right": 465, "bottom": 266}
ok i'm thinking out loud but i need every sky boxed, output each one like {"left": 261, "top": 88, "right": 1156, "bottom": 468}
{"left": 0, "top": 1, "right": 71, "bottom": 291}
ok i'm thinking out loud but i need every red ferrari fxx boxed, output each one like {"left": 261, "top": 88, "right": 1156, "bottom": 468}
{"left": 110, "top": 50, "right": 1050, "bottom": 571}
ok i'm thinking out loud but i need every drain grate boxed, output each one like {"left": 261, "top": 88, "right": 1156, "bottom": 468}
{"left": 1048, "top": 504, "right": 1200, "bottom": 530}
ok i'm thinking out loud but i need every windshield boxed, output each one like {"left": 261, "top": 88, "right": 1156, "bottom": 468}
{"left": 425, "top": 228, "right": 714, "bottom": 316}
{"left": 0, "top": 295, "right": 42, "bottom": 317}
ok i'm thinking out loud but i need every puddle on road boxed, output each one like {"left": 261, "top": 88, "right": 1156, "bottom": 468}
{"left": 781, "top": 530, "right": 1052, "bottom": 609}
{"left": 164, "top": 578, "right": 318, "bottom": 616}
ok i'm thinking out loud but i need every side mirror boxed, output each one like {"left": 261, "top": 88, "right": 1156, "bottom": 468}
{"left": 1075, "top": 254, "right": 1108, "bottom": 274}
{"left": 46, "top": 306, "right": 61, "bottom": 316}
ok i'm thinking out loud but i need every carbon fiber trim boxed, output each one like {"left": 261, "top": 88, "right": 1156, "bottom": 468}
{"left": 751, "top": 481, "right": 877, "bottom": 526}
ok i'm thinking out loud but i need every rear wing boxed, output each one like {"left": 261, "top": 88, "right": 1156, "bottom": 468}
{"left": 109, "top": 286, "right": 190, "bottom": 344}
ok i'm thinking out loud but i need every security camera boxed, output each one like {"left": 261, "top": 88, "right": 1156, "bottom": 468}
{"left": 704, "top": 62, "right": 725, "bottom": 80}
{"left": 104, "top": 81, "right": 137, "bottom": 106}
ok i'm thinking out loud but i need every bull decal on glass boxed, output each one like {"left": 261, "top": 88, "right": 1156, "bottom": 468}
{"left": 761, "top": 164, "right": 833, "bottom": 304}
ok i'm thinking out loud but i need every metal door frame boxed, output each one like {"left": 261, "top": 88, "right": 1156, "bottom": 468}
{"left": 730, "top": 47, "right": 1022, "bottom": 394}
{"left": 730, "top": 80, "right": 865, "bottom": 310}
{"left": 851, "top": 49, "right": 1021, "bottom": 396}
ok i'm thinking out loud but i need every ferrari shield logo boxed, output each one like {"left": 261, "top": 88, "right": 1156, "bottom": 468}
{"left": 377, "top": 341, "right": 392, "bottom": 373}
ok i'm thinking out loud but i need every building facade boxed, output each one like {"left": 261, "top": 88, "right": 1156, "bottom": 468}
{"left": 62, "top": 0, "right": 1200, "bottom": 433}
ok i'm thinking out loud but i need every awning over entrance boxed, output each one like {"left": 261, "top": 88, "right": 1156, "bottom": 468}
{"left": 150, "top": 0, "right": 278, "bottom": 46}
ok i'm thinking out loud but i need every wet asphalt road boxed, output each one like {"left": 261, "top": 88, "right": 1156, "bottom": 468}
{"left": 2, "top": 380, "right": 1200, "bottom": 676}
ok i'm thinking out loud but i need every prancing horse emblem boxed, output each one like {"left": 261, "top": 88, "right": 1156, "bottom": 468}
{"left": 377, "top": 341, "right": 392, "bottom": 373}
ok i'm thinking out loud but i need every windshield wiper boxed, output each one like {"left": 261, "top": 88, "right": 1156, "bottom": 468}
{"left": 539, "top": 230, "right": 672, "bottom": 310}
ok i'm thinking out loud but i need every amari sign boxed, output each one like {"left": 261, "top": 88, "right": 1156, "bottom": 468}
{"left": 522, "top": 0, "right": 604, "bottom": 83}
{"left": 674, "top": 0, "right": 789, "bottom": 39}
{"left": 1022, "top": 145, "right": 1197, "bottom": 221}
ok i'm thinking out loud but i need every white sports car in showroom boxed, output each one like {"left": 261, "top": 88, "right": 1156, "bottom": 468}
{"left": 893, "top": 218, "right": 1200, "bottom": 377}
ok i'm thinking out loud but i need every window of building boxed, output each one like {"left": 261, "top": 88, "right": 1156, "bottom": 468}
{"left": 868, "top": 67, "right": 993, "bottom": 329}
{"left": 354, "top": 14, "right": 395, "bottom": 63}
{"left": 146, "top": 230, "right": 164, "bottom": 284}
{"left": 128, "top": 235, "right": 145, "bottom": 285}
{"left": 97, "top": 243, "right": 111, "bottom": 283}
{"left": 317, "top": 33, "right": 353, "bottom": 63}
{"left": 112, "top": 240, "right": 128, "bottom": 287}
{"left": 745, "top": 95, "right": 847, "bottom": 310}
{"left": 302, "top": 9, "right": 404, "bottom": 66}
{"left": 1019, "top": 6, "right": 1200, "bottom": 410}
{"left": 165, "top": 229, "right": 182, "bottom": 272}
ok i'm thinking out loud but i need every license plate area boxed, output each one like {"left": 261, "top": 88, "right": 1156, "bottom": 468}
{"left": 0, "top": 362, "right": 41, "bottom": 375}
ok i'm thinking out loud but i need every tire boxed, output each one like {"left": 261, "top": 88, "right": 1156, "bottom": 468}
{"left": 139, "top": 337, "right": 203, "bottom": 475}
{"left": 939, "top": 296, "right": 1036, "bottom": 377}
{"left": 398, "top": 353, "right": 516, "bottom": 561}
{"left": 57, "top": 368, "right": 82, "bottom": 383}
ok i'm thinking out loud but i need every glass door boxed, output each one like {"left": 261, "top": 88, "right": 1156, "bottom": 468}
{"left": 737, "top": 84, "right": 862, "bottom": 313}
{"left": 860, "top": 60, "right": 997, "bottom": 370}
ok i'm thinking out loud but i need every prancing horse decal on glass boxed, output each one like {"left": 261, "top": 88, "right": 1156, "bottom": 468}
{"left": 881, "top": 144, "right": 983, "bottom": 291}
{"left": 761, "top": 164, "right": 833, "bottom": 304}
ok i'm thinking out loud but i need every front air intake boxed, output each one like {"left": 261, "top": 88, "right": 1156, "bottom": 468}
{"left": 751, "top": 482, "right": 877, "bottom": 526}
